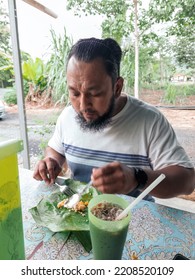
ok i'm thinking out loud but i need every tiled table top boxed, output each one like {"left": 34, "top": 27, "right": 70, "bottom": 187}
{"left": 19, "top": 168, "right": 195, "bottom": 260}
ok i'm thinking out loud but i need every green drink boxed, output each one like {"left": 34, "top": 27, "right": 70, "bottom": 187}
{"left": 88, "top": 194, "right": 131, "bottom": 260}
{"left": 0, "top": 140, "right": 25, "bottom": 260}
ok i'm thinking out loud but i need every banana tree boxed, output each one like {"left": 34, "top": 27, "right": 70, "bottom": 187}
{"left": 22, "top": 57, "right": 47, "bottom": 102}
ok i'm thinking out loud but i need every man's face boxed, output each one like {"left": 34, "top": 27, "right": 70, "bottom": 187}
{"left": 66, "top": 57, "right": 116, "bottom": 132}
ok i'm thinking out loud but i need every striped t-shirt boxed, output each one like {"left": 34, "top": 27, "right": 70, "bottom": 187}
{"left": 48, "top": 95, "right": 193, "bottom": 199}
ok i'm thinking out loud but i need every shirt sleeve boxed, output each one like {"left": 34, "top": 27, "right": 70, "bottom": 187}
{"left": 148, "top": 112, "right": 193, "bottom": 170}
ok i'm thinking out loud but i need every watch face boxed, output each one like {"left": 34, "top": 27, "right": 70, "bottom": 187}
{"left": 134, "top": 168, "right": 148, "bottom": 188}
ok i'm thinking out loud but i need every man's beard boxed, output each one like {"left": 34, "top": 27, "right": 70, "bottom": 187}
{"left": 75, "top": 95, "right": 115, "bottom": 132}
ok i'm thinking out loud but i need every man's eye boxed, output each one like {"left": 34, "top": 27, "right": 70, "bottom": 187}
{"left": 70, "top": 91, "right": 79, "bottom": 97}
{"left": 91, "top": 92, "right": 101, "bottom": 97}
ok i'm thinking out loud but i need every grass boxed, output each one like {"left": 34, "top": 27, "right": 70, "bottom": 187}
{"left": 163, "top": 84, "right": 195, "bottom": 104}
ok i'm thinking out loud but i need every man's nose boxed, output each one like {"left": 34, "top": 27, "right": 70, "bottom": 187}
{"left": 80, "top": 94, "right": 92, "bottom": 111}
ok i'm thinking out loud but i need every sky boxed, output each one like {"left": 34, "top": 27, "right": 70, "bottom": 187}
{"left": 5, "top": 0, "right": 103, "bottom": 60}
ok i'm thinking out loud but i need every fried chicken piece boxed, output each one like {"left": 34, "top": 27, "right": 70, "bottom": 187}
{"left": 74, "top": 201, "right": 89, "bottom": 212}
{"left": 57, "top": 198, "right": 68, "bottom": 208}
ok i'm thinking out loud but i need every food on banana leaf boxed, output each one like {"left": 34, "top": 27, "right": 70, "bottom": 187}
{"left": 29, "top": 179, "right": 98, "bottom": 232}
{"left": 57, "top": 198, "right": 89, "bottom": 213}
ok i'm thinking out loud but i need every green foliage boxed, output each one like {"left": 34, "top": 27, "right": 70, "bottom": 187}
{"left": 46, "top": 28, "right": 73, "bottom": 104}
{"left": 163, "top": 84, "right": 195, "bottom": 104}
{"left": 64, "top": 0, "right": 195, "bottom": 96}
{"left": 148, "top": 0, "right": 195, "bottom": 70}
{"left": 149, "top": 0, "right": 195, "bottom": 37}
{"left": 164, "top": 84, "right": 178, "bottom": 104}
{"left": 66, "top": 0, "right": 132, "bottom": 43}
{"left": 172, "top": 28, "right": 195, "bottom": 69}
{"left": 141, "top": 82, "right": 168, "bottom": 91}
{"left": 0, "top": 49, "right": 33, "bottom": 88}
{"left": 3, "top": 87, "right": 17, "bottom": 104}
{"left": 100, "top": 1, "right": 132, "bottom": 43}
{"left": 0, "top": 0, "right": 13, "bottom": 87}
{"left": 1, "top": 50, "right": 47, "bottom": 98}
{"left": 0, "top": 1, "right": 11, "bottom": 52}
{"left": 121, "top": 40, "right": 176, "bottom": 94}
{"left": 121, "top": 44, "right": 135, "bottom": 93}
{"left": 66, "top": 0, "right": 129, "bottom": 17}
{"left": 102, "top": 15, "right": 132, "bottom": 43}
{"left": 22, "top": 57, "right": 47, "bottom": 92}
{"left": 21, "top": 51, "right": 32, "bottom": 62}
{"left": 3, "top": 80, "right": 29, "bottom": 105}
{"left": 0, "top": 51, "right": 13, "bottom": 87}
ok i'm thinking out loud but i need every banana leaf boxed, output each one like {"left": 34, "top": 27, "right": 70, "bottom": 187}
{"left": 73, "top": 231, "right": 92, "bottom": 253}
{"left": 29, "top": 179, "right": 99, "bottom": 252}
{"left": 29, "top": 179, "right": 98, "bottom": 232}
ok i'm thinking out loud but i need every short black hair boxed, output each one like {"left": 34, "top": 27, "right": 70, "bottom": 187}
{"left": 67, "top": 37, "right": 122, "bottom": 84}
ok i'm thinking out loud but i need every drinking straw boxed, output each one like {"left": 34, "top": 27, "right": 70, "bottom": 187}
{"left": 115, "top": 174, "right": 166, "bottom": 220}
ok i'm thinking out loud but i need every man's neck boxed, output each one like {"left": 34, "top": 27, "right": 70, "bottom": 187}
{"left": 113, "top": 94, "right": 127, "bottom": 116}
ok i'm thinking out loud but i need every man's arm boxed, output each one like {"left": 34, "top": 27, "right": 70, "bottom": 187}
{"left": 142, "top": 165, "right": 195, "bottom": 198}
{"left": 91, "top": 162, "right": 195, "bottom": 198}
{"left": 33, "top": 146, "right": 66, "bottom": 185}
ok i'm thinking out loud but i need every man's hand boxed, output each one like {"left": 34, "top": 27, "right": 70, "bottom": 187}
{"left": 91, "top": 161, "right": 195, "bottom": 198}
{"left": 91, "top": 161, "right": 137, "bottom": 194}
{"left": 33, "top": 157, "right": 62, "bottom": 185}
{"left": 33, "top": 147, "right": 65, "bottom": 185}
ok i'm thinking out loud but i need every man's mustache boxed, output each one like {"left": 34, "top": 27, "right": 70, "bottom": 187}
{"left": 80, "top": 109, "right": 96, "bottom": 114}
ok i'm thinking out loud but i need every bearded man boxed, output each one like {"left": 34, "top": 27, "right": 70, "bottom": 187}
{"left": 33, "top": 37, "right": 195, "bottom": 201}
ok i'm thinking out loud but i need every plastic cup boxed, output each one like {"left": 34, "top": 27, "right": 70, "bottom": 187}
{"left": 0, "top": 139, "right": 25, "bottom": 260}
{"left": 88, "top": 194, "right": 131, "bottom": 260}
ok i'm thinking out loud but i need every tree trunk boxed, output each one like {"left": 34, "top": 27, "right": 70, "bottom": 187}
{"left": 159, "top": 51, "right": 163, "bottom": 87}
{"left": 134, "top": 0, "right": 139, "bottom": 99}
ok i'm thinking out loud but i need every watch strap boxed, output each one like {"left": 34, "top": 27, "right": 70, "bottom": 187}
{"left": 134, "top": 167, "right": 148, "bottom": 190}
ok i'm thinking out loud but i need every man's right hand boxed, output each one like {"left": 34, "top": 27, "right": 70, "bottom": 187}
{"left": 33, "top": 157, "right": 62, "bottom": 185}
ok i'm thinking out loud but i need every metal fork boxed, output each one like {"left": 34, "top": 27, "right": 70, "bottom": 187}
{"left": 54, "top": 178, "right": 75, "bottom": 196}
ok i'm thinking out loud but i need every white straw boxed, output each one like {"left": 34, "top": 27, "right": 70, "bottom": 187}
{"left": 116, "top": 174, "right": 166, "bottom": 220}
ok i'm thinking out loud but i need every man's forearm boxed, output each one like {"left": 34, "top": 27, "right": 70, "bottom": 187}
{"left": 45, "top": 146, "right": 66, "bottom": 168}
{"left": 144, "top": 166, "right": 195, "bottom": 198}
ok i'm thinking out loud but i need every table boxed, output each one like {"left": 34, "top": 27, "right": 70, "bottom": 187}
{"left": 19, "top": 168, "right": 195, "bottom": 260}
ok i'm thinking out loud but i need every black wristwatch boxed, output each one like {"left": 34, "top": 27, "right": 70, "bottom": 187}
{"left": 133, "top": 167, "right": 148, "bottom": 190}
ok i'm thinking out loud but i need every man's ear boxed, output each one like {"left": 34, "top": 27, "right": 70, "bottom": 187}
{"left": 114, "top": 77, "right": 124, "bottom": 98}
